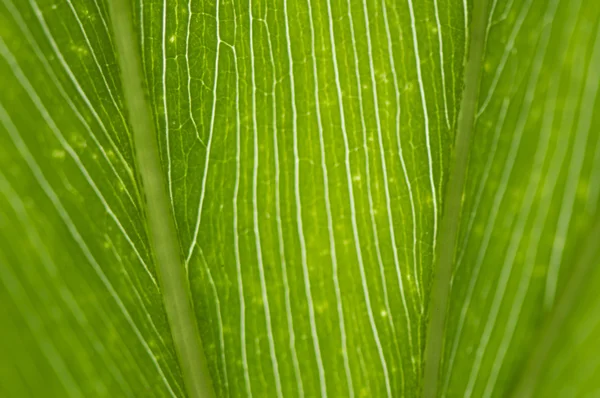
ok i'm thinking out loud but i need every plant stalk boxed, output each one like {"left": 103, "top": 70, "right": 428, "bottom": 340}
{"left": 422, "top": 0, "right": 491, "bottom": 396}
{"left": 106, "top": 2, "right": 215, "bottom": 397}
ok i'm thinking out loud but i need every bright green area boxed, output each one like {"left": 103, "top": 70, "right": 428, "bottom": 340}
{"left": 0, "top": 0, "right": 598, "bottom": 397}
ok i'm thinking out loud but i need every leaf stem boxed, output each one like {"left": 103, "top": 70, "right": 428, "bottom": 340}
{"left": 422, "top": 1, "right": 491, "bottom": 396}
{"left": 106, "top": 2, "right": 215, "bottom": 397}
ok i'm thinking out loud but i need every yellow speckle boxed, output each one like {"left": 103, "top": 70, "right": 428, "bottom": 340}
{"left": 71, "top": 135, "right": 87, "bottom": 149}
{"left": 316, "top": 301, "right": 328, "bottom": 314}
{"left": 577, "top": 180, "right": 589, "bottom": 199}
{"left": 169, "top": 35, "right": 176, "bottom": 43}
{"left": 70, "top": 44, "right": 89, "bottom": 57}
{"left": 51, "top": 149, "right": 65, "bottom": 159}
{"left": 533, "top": 263, "right": 545, "bottom": 278}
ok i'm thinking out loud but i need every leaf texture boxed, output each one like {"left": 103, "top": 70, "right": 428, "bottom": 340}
{"left": 140, "top": 0, "right": 466, "bottom": 396}
{"left": 0, "top": 0, "right": 599, "bottom": 397}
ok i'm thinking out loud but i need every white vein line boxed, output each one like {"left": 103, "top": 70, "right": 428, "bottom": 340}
{"left": 248, "top": 9, "right": 284, "bottom": 398}
{"left": 161, "top": 0, "right": 174, "bottom": 208}
{"left": 433, "top": 0, "right": 450, "bottom": 129}
{"left": 0, "top": 38, "right": 158, "bottom": 288}
{"left": 545, "top": 19, "right": 600, "bottom": 309}
{"left": 0, "top": 258, "right": 84, "bottom": 398}
{"left": 186, "top": 0, "right": 221, "bottom": 265}
{"left": 381, "top": 0, "right": 422, "bottom": 307}
{"left": 145, "top": 1, "right": 161, "bottom": 132}
{"left": 0, "top": 176, "right": 136, "bottom": 397}
{"left": 91, "top": 0, "right": 114, "bottom": 47}
{"left": 462, "top": 0, "right": 469, "bottom": 65}
{"left": 63, "top": 0, "right": 118, "bottom": 82}
{"left": 406, "top": 0, "right": 439, "bottom": 248}
{"left": 356, "top": 345, "right": 372, "bottom": 393}
{"left": 476, "top": 0, "right": 535, "bottom": 117}
{"left": 283, "top": 0, "right": 327, "bottom": 394}
{"left": 262, "top": 19, "right": 305, "bottom": 397}
{"left": 229, "top": 41, "right": 252, "bottom": 397}
{"left": 0, "top": 104, "right": 177, "bottom": 397}
{"left": 305, "top": 0, "right": 351, "bottom": 395}
{"left": 139, "top": 0, "right": 147, "bottom": 82}
{"left": 442, "top": 4, "right": 554, "bottom": 391}
{"left": 198, "top": 248, "right": 228, "bottom": 393}
{"left": 186, "top": 0, "right": 204, "bottom": 146}
{"left": 323, "top": 0, "right": 386, "bottom": 395}
{"left": 361, "top": 0, "right": 414, "bottom": 363}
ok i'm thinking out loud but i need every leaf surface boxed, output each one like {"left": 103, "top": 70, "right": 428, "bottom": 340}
{"left": 0, "top": 0, "right": 598, "bottom": 397}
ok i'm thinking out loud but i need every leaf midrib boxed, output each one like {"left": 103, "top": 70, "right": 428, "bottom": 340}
{"left": 422, "top": 0, "right": 492, "bottom": 397}
{"left": 106, "top": 1, "right": 215, "bottom": 397}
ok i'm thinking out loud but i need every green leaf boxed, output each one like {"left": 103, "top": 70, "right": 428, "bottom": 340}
{"left": 437, "top": 1, "right": 600, "bottom": 396}
{"left": 0, "top": 0, "right": 598, "bottom": 397}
